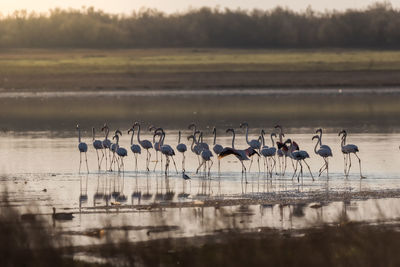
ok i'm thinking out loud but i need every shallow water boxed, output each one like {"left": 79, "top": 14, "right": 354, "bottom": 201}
{"left": 1, "top": 131, "right": 400, "bottom": 245}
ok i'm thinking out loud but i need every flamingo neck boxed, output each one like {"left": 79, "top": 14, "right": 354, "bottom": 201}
{"left": 136, "top": 124, "right": 141, "bottom": 143}
{"left": 245, "top": 126, "right": 250, "bottom": 145}
{"left": 190, "top": 137, "right": 195, "bottom": 152}
{"left": 105, "top": 128, "right": 109, "bottom": 139}
{"left": 78, "top": 128, "right": 81, "bottom": 143}
{"left": 231, "top": 131, "right": 235, "bottom": 149}
{"left": 314, "top": 137, "right": 319, "bottom": 154}
{"left": 278, "top": 127, "right": 283, "bottom": 142}
{"left": 178, "top": 131, "right": 181, "bottom": 144}
{"left": 213, "top": 130, "right": 216, "bottom": 145}
{"left": 261, "top": 132, "right": 265, "bottom": 147}
{"left": 270, "top": 134, "right": 275, "bottom": 147}
{"left": 115, "top": 136, "right": 119, "bottom": 145}
{"left": 92, "top": 128, "right": 95, "bottom": 141}
{"left": 319, "top": 131, "right": 323, "bottom": 146}
{"left": 160, "top": 133, "right": 165, "bottom": 147}
{"left": 130, "top": 130, "right": 134, "bottom": 145}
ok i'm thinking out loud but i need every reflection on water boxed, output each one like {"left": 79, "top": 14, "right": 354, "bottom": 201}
{"left": 1, "top": 131, "right": 400, "bottom": 245}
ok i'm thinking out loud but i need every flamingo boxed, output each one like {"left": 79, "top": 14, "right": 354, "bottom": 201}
{"left": 109, "top": 130, "right": 121, "bottom": 171}
{"left": 240, "top": 122, "right": 261, "bottom": 172}
{"left": 128, "top": 127, "right": 141, "bottom": 171}
{"left": 212, "top": 127, "right": 224, "bottom": 173}
{"left": 196, "top": 148, "right": 213, "bottom": 176}
{"left": 77, "top": 124, "right": 89, "bottom": 173}
{"left": 158, "top": 130, "right": 178, "bottom": 175}
{"left": 260, "top": 131, "right": 277, "bottom": 178}
{"left": 149, "top": 125, "right": 163, "bottom": 171}
{"left": 176, "top": 131, "right": 187, "bottom": 172}
{"left": 218, "top": 128, "right": 259, "bottom": 183}
{"left": 113, "top": 133, "right": 127, "bottom": 173}
{"left": 101, "top": 123, "right": 112, "bottom": 170}
{"left": 313, "top": 129, "right": 333, "bottom": 178}
{"left": 133, "top": 122, "right": 153, "bottom": 171}
{"left": 275, "top": 125, "right": 286, "bottom": 175}
{"left": 338, "top": 130, "right": 365, "bottom": 179}
{"left": 92, "top": 127, "right": 104, "bottom": 170}
{"left": 281, "top": 139, "right": 314, "bottom": 182}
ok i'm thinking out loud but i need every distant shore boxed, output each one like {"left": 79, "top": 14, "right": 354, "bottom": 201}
{"left": 2, "top": 48, "right": 400, "bottom": 91}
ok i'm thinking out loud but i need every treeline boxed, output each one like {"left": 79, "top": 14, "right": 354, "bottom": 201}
{"left": 1, "top": 3, "right": 400, "bottom": 48}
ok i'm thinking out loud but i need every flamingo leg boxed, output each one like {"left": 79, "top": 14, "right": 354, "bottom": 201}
{"left": 248, "top": 157, "right": 253, "bottom": 172}
{"left": 79, "top": 152, "right": 82, "bottom": 173}
{"left": 271, "top": 157, "right": 276, "bottom": 178}
{"left": 171, "top": 156, "right": 178, "bottom": 174}
{"left": 96, "top": 150, "right": 100, "bottom": 170}
{"left": 104, "top": 149, "right": 108, "bottom": 171}
{"left": 196, "top": 161, "right": 205, "bottom": 174}
{"left": 297, "top": 161, "right": 303, "bottom": 183}
{"left": 241, "top": 162, "right": 248, "bottom": 184}
{"left": 292, "top": 160, "right": 298, "bottom": 180}
{"left": 303, "top": 160, "right": 314, "bottom": 181}
{"left": 283, "top": 156, "right": 287, "bottom": 176}
{"left": 85, "top": 152, "right": 89, "bottom": 173}
{"left": 343, "top": 153, "right": 348, "bottom": 176}
{"left": 153, "top": 151, "right": 159, "bottom": 172}
{"left": 182, "top": 152, "right": 185, "bottom": 173}
{"left": 208, "top": 159, "right": 214, "bottom": 177}
{"left": 346, "top": 154, "right": 352, "bottom": 177}
{"left": 354, "top": 153, "right": 366, "bottom": 179}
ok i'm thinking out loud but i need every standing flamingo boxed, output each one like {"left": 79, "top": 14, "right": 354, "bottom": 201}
{"left": 149, "top": 125, "right": 163, "bottom": 171}
{"left": 109, "top": 130, "right": 121, "bottom": 171}
{"left": 281, "top": 139, "right": 314, "bottom": 182}
{"left": 76, "top": 124, "right": 89, "bottom": 173}
{"left": 196, "top": 148, "right": 213, "bottom": 176}
{"left": 240, "top": 122, "right": 261, "bottom": 172}
{"left": 212, "top": 127, "right": 224, "bottom": 173}
{"left": 176, "top": 131, "right": 187, "bottom": 172}
{"left": 101, "top": 123, "right": 111, "bottom": 170}
{"left": 275, "top": 125, "right": 286, "bottom": 175}
{"left": 113, "top": 133, "right": 127, "bottom": 173}
{"left": 338, "top": 130, "right": 365, "bottom": 179}
{"left": 92, "top": 127, "right": 104, "bottom": 170}
{"left": 133, "top": 122, "right": 153, "bottom": 171}
{"left": 313, "top": 129, "right": 333, "bottom": 178}
{"left": 158, "top": 130, "right": 178, "bottom": 175}
{"left": 260, "top": 131, "right": 277, "bottom": 178}
{"left": 128, "top": 127, "right": 141, "bottom": 171}
{"left": 218, "top": 128, "right": 259, "bottom": 183}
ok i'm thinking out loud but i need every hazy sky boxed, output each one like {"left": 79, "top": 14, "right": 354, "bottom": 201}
{"left": 0, "top": 0, "right": 398, "bottom": 15}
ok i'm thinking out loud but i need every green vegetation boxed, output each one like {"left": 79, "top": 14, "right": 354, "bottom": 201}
{"left": 0, "top": 3, "right": 399, "bottom": 49}
{"left": 2, "top": 48, "right": 400, "bottom": 74}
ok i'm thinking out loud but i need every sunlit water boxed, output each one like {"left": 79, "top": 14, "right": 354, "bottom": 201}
{"left": 1, "top": 131, "right": 400, "bottom": 245}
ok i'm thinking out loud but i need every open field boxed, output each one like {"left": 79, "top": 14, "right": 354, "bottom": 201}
{"left": 2, "top": 49, "right": 400, "bottom": 90}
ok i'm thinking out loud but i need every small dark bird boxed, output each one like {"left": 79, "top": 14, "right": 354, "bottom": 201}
{"left": 182, "top": 172, "right": 191, "bottom": 180}
{"left": 52, "top": 207, "right": 74, "bottom": 220}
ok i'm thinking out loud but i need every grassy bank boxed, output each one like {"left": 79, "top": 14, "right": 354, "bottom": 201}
{"left": 1, "top": 49, "right": 400, "bottom": 90}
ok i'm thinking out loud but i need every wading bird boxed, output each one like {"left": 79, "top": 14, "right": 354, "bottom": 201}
{"left": 218, "top": 128, "right": 259, "bottom": 183}
{"left": 260, "top": 131, "right": 277, "bottom": 178}
{"left": 176, "top": 131, "right": 187, "bottom": 172}
{"left": 128, "top": 127, "right": 141, "bottom": 171}
{"left": 338, "top": 130, "right": 365, "bottom": 179}
{"left": 149, "top": 125, "right": 163, "bottom": 171}
{"left": 109, "top": 130, "right": 121, "bottom": 171}
{"left": 282, "top": 139, "right": 314, "bottom": 182}
{"left": 77, "top": 124, "right": 89, "bottom": 173}
{"left": 212, "top": 127, "right": 224, "bottom": 173}
{"left": 101, "top": 123, "right": 112, "bottom": 170}
{"left": 196, "top": 148, "right": 214, "bottom": 176}
{"left": 133, "top": 122, "right": 153, "bottom": 171}
{"left": 313, "top": 129, "right": 333, "bottom": 178}
{"left": 158, "top": 130, "right": 178, "bottom": 175}
{"left": 92, "top": 127, "right": 104, "bottom": 170}
{"left": 240, "top": 122, "right": 261, "bottom": 172}
{"left": 275, "top": 125, "right": 286, "bottom": 175}
{"left": 113, "top": 133, "right": 127, "bottom": 173}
